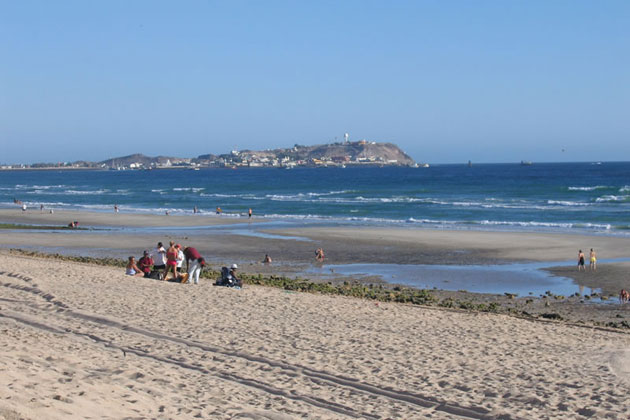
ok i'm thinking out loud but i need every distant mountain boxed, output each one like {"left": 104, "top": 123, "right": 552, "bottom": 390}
{"left": 199, "top": 141, "right": 416, "bottom": 167}
{"left": 99, "top": 154, "right": 190, "bottom": 168}
{"left": 21, "top": 141, "right": 417, "bottom": 169}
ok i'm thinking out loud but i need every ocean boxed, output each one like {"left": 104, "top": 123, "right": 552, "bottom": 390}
{"left": 2, "top": 162, "right": 630, "bottom": 235}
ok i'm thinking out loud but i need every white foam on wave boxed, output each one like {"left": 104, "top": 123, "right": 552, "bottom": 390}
{"left": 547, "top": 200, "right": 592, "bottom": 207}
{"left": 596, "top": 195, "right": 630, "bottom": 203}
{"left": 172, "top": 187, "right": 205, "bottom": 192}
{"left": 64, "top": 189, "right": 110, "bottom": 195}
{"left": 568, "top": 186, "right": 609, "bottom": 191}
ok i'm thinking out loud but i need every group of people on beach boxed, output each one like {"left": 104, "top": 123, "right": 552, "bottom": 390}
{"left": 124, "top": 240, "right": 324, "bottom": 287}
{"left": 125, "top": 241, "right": 208, "bottom": 285}
{"left": 577, "top": 248, "right": 597, "bottom": 271}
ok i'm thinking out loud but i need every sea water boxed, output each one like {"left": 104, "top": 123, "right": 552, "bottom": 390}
{"left": 2, "top": 162, "right": 630, "bottom": 234}
{"left": 2, "top": 163, "right": 630, "bottom": 295}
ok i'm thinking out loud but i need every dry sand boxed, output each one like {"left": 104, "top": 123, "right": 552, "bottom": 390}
{"left": 2, "top": 251, "right": 630, "bottom": 419}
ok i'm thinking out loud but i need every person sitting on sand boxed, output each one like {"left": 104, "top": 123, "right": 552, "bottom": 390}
{"left": 164, "top": 241, "right": 179, "bottom": 281}
{"left": 229, "top": 264, "right": 242, "bottom": 287}
{"left": 577, "top": 250, "right": 585, "bottom": 271}
{"left": 126, "top": 257, "right": 144, "bottom": 277}
{"left": 138, "top": 250, "right": 154, "bottom": 277}
{"left": 263, "top": 254, "right": 272, "bottom": 264}
{"left": 589, "top": 248, "right": 597, "bottom": 271}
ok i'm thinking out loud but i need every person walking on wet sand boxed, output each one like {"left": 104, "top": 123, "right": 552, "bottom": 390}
{"left": 589, "top": 248, "right": 597, "bottom": 271}
{"left": 577, "top": 249, "right": 585, "bottom": 271}
{"left": 315, "top": 248, "right": 325, "bottom": 262}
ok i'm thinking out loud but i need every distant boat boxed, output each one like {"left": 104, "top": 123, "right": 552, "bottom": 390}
{"left": 520, "top": 160, "right": 533, "bottom": 166}
{"left": 420, "top": 163, "right": 430, "bottom": 168}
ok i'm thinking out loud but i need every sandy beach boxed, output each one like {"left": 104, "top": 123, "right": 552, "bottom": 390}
{"left": 3, "top": 210, "right": 630, "bottom": 418}
{"left": 3, "top": 251, "right": 630, "bottom": 419}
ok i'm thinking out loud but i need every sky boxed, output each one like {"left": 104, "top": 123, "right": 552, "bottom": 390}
{"left": 1, "top": 0, "right": 629, "bottom": 164}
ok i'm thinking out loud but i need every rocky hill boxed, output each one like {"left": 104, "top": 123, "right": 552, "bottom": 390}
{"left": 23, "top": 141, "right": 416, "bottom": 169}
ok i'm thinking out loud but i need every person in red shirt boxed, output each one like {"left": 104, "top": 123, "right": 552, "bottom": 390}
{"left": 183, "top": 246, "right": 204, "bottom": 285}
{"left": 137, "top": 250, "right": 154, "bottom": 277}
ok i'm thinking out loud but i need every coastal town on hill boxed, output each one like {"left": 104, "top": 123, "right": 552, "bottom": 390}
{"left": 1, "top": 140, "right": 421, "bottom": 170}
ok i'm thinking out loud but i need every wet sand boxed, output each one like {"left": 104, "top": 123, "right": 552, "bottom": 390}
{"left": 3, "top": 210, "right": 630, "bottom": 326}
{"left": 0, "top": 208, "right": 251, "bottom": 228}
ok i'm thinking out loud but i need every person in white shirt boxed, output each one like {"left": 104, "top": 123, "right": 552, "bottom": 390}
{"left": 152, "top": 242, "right": 167, "bottom": 271}
{"left": 176, "top": 244, "right": 184, "bottom": 270}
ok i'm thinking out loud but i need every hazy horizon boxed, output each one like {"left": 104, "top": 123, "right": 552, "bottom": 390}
{"left": 2, "top": 1, "right": 629, "bottom": 165}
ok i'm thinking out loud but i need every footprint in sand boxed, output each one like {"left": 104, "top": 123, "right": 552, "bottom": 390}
{"left": 607, "top": 349, "right": 630, "bottom": 385}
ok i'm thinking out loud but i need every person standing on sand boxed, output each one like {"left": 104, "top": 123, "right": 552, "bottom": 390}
{"left": 590, "top": 248, "right": 597, "bottom": 271}
{"left": 114, "top": 204, "right": 119, "bottom": 213}
{"left": 152, "top": 242, "right": 167, "bottom": 272}
{"left": 164, "top": 241, "right": 179, "bottom": 281}
{"left": 577, "top": 250, "right": 585, "bottom": 271}
{"left": 184, "top": 246, "right": 204, "bottom": 285}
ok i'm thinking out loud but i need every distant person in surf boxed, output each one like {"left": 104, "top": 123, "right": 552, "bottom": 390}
{"left": 577, "top": 250, "right": 585, "bottom": 271}
{"left": 114, "top": 204, "right": 119, "bottom": 213}
{"left": 216, "top": 206, "right": 222, "bottom": 215}
{"left": 248, "top": 208, "right": 252, "bottom": 219}
{"left": 589, "top": 248, "right": 597, "bottom": 271}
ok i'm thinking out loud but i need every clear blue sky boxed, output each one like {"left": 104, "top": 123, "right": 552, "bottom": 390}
{"left": 1, "top": 0, "right": 629, "bottom": 164}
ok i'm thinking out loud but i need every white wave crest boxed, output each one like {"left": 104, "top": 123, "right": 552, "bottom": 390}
{"left": 568, "top": 186, "right": 609, "bottom": 191}
{"left": 596, "top": 195, "right": 630, "bottom": 203}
